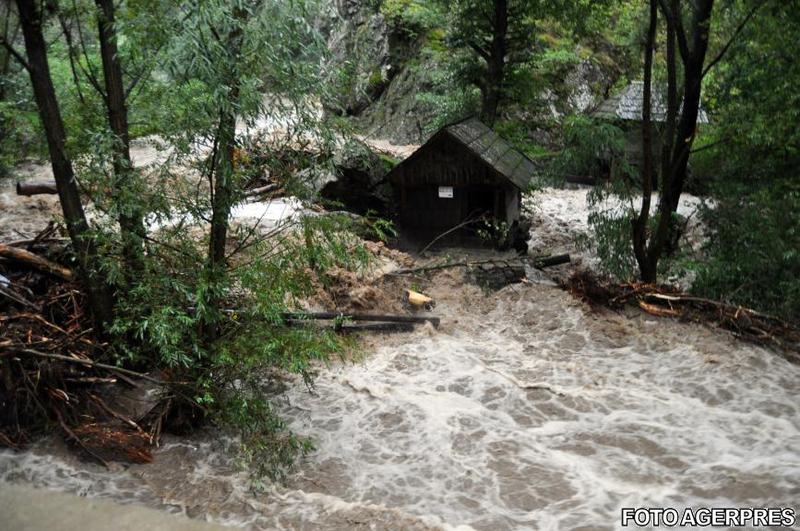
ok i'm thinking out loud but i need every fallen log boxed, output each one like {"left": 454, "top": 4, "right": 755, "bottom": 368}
{"left": 0, "top": 243, "right": 74, "bottom": 281}
{"left": 16, "top": 180, "right": 58, "bottom": 196}
{"left": 390, "top": 254, "right": 571, "bottom": 276}
{"left": 534, "top": 254, "right": 571, "bottom": 268}
{"left": 286, "top": 320, "right": 416, "bottom": 333}
{"left": 565, "top": 174, "right": 597, "bottom": 185}
{"left": 281, "top": 311, "right": 440, "bottom": 328}
{"left": 245, "top": 183, "right": 279, "bottom": 198}
{"left": 6, "top": 237, "right": 70, "bottom": 248}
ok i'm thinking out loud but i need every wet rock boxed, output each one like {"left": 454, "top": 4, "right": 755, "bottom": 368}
{"left": 318, "top": 139, "right": 393, "bottom": 215}
{"left": 320, "top": 1, "right": 394, "bottom": 117}
{"left": 471, "top": 263, "right": 526, "bottom": 291}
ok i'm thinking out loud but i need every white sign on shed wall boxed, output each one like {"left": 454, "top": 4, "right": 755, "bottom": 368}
{"left": 438, "top": 186, "right": 454, "bottom": 199}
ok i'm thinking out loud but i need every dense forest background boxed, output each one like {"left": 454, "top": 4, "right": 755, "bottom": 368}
{"left": 1, "top": 0, "right": 798, "bottom": 479}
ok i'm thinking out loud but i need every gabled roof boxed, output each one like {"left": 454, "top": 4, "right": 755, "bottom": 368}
{"left": 390, "top": 117, "right": 536, "bottom": 190}
{"left": 443, "top": 117, "right": 536, "bottom": 189}
{"left": 593, "top": 81, "right": 709, "bottom": 124}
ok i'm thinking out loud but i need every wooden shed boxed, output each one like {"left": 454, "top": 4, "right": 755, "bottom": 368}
{"left": 593, "top": 81, "right": 709, "bottom": 178}
{"left": 387, "top": 117, "right": 535, "bottom": 243}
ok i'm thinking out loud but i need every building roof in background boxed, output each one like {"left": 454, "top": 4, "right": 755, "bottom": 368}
{"left": 593, "top": 81, "right": 709, "bottom": 124}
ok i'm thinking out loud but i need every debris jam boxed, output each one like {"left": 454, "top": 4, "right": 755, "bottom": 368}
{"left": 2, "top": 270, "right": 799, "bottom": 530}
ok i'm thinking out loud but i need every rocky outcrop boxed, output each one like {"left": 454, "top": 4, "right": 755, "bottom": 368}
{"left": 319, "top": 1, "right": 440, "bottom": 144}
{"left": 350, "top": 55, "right": 443, "bottom": 144}
{"left": 309, "top": 139, "right": 394, "bottom": 215}
{"left": 319, "top": 2, "right": 622, "bottom": 146}
{"left": 321, "top": 1, "right": 397, "bottom": 117}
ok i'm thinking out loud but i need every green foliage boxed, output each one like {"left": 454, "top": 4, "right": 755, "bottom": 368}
{"left": 0, "top": 102, "right": 42, "bottom": 174}
{"left": 548, "top": 115, "right": 628, "bottom": 185}
{"left": 493, "top": 120, "right": 550, "bottom": 163}
{"left": 381, "top": 0, "right": 444, "bottom": 37}
{"left": 7, "top": 0, "right": 377, "bottom": 483}
{"left": 698, "top": 3, "right": 800, "bottom": 185}
{"left": 551, "top": 115, "right": 661, "bottom": 281}
{"left": 440, "top": 0, "right": 612, "bottom": 118}
{"left": 361, "top": 211, "right": 398, "bottom": 242}
{"left": 693, "top": 182, "right": 800, "bottom": 322}
{"left": 582, "top": 178, "right": 638, "bottom": 280}
{"left": 0, "top": 51, "right": 47, "bottom": 170}
{"left": 687, "top": 3, "right": 800, "bottom": 319}
{"left": 476, "top": 219, "right": 509, "bottom": 247}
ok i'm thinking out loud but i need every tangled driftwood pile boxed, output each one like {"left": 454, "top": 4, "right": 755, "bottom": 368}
{"left": 565, "top": 270, "right": 800, "bottom": 362}
{"left": 0, "top": 230, "right": 167, "bottom": 464}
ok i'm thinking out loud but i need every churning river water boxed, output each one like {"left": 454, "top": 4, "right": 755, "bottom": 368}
{"left": 1, "top": 274, "right": 799, "bottom": 530}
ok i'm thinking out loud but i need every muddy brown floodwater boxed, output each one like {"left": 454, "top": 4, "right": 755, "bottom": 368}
{"left": 0, "top": 163, "right": 62, "bottom": 241}
{"left": 0, "top": 138, "right": 168, "bottom": 242}
{"left": 1, "top": 269, "right": 799, "bottom": 530}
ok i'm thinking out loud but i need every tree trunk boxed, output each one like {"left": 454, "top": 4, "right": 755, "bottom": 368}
{"left": 208, "top": 106, "right": 238, "bottom": 270}
{"left": 636, "top": 0, "right": 715, "bottom": 283}
{"left": 480, "top": 0, "right": 508, "bottom": 126}
{"left": 660, "top": 0, "right": 679, "bottom": 192}
{"left": 0, "top": 6, "right": 19, "bottom": 165}
{"left": 203, "top": 9, "right": 245, "bottom": 343}
{"left": 15, "top": 0, "right": 113, "bottom": 328}
{"left": 95, "top": 0, "right": 145, "bottom": 277}
{"left": 0, "top": 3, "right": 17, "bottom": 102}
{"left": 633, "top": 0, "right": 658, "bottom": 283}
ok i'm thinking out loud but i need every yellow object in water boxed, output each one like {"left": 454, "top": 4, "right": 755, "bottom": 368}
{"left": 406, "top": 290, "right": 434, "bottom": 309}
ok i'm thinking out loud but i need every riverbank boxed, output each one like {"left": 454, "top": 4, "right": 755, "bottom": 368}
{"left": 0, "top": 483, "right": 230, "bottom": 530}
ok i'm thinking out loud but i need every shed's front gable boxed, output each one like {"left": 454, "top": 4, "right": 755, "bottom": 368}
{"left": 387, "top": 118, "right": 532, "bottom": 243}
{"left": 388, "top": 117, "right": 536, "bottom": 191}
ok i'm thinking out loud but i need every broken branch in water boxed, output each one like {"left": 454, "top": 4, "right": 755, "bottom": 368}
{"left": 0, "top": 243, "right": 74, "bottom": 280}
{"left": 0, "top": 285, "right": 39, "bottom": 310}
{"left": 419, "top": 214, "right": 485, "bottom": 255}
{"left": 3, "top": 348, "right": 171, "bottom": 385}
{"left": 281, "top": 311, "right": 440, "bottom": 329}
{"left": 565, "top": 270, "right": 800, "bottom": 361}
{"left": 475, "top": 358, "right": 567, "bottom": 397}
{"left": 245, "top": 182, "right": 280, "bottom": 198}
{"left": 287, "top": 321, "right": 416, "bottom": 333}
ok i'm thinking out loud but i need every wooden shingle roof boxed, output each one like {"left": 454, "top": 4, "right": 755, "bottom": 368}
{"left": 442, "top": 117, "right": 535, "bottom": 190}
{"left": 594, "top": 81, "right": 709, "bottom": 124}
{"left": 386, "top": 117, "right": 536, "bottom": 190}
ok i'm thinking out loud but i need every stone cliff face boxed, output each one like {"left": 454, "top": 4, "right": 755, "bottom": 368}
{"left": 319, "top": 0, "right": 442, "bottom": 144}
{"left": 321, "top": 1, "right": 392, "bottom": 116}
{"left": 320, "top": 1, "right": 621, "bottom": 146}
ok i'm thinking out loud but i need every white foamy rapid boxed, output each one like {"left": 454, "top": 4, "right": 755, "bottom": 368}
{"left": 525, "top": 187, "right": 707, "bottom": 275}
{"left": 1, "top": 278, "right": 798, "bottom": 530}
